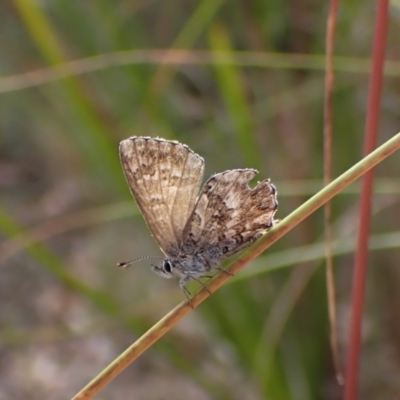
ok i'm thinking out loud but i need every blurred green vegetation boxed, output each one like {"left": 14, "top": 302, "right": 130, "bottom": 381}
{"left": 1, "top": 1, "right": 400, "bottom": 400}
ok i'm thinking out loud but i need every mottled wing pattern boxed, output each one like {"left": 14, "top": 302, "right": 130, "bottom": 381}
{"left": 119, "top": 137, "right": 204, "bottom": 256}
{"left": 181, "top": 169, "right": 278, "bottom": 259}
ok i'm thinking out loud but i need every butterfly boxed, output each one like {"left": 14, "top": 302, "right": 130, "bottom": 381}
{"left": 118, "top": 137, "right": 278, "bottom": 302}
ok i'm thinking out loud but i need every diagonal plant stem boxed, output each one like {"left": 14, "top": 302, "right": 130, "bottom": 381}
{"left": 72, "top": 132, "right": 400, "bottom": 400}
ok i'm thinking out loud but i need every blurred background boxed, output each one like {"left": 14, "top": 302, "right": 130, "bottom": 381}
{"left": 1, "top": 1, "right": 400, "bottom": 399}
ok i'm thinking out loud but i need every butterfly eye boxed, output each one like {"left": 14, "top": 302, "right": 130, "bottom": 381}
{"left": 163, "top": 260, "right": 172, "bottom": 274}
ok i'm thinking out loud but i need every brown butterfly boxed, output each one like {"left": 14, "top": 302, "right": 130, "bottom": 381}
{"left": 118, "top": 137, "right": 278, "bottom": 301}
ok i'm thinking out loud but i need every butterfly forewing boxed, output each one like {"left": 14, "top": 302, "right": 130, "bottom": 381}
{"left": 119, "top": 137, "right": 204, "bottom": 256}
{"left": 165, "top": 143, "right": 205, "bottom": 247}
{"left": 181, "top": 169, "right": 278, "bottom": 259}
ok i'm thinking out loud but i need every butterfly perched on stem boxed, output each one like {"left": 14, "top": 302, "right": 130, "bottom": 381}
{"left": 118, "top": 137, "right": 278, "bottom": 303}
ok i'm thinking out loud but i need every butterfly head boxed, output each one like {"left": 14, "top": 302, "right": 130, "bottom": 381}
{"left": 151, "top": 260, "right": 175, "bottom": 279}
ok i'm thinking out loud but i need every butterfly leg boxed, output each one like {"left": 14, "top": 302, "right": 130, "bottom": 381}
{"left": 215, "top": 267, "right": 234, "bottom": 276}
{"left": 178, "top": 280, "right": 194, "bottom": 308}
{"left": 179, "top": 275, "right": 212, "bottom": 307}
{"left": 194, "top": 277, "right": 212, "bottom": 294}
{"left": 179, "top": 276, "right": 196, "bottom": 308}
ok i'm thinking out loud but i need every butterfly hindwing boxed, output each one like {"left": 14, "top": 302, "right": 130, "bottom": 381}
{"left": 181, "top": 169, "right": 278, "bottom": 260}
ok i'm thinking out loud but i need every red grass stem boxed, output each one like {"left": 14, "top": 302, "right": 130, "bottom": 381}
{"left": 344, "top": 1, "right": 389, "bottom": 399}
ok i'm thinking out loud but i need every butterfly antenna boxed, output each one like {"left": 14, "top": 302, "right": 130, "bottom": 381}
{"left": 117, "top": 255, "right": 164, "bottom": 268}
